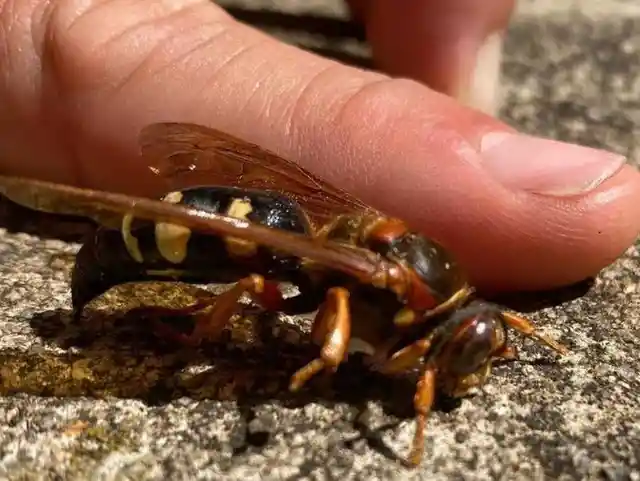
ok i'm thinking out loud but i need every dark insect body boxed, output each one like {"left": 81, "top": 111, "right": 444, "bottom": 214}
{"left": 71, "top": 186, "right": 317, "bottom": 317}
{"left": 0, "top": 122, "right": 569, "bottom": 467}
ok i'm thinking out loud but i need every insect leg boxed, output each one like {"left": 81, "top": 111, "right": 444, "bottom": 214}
{"left": 187, "top": 274, "right": 284, "bottom": 344}
{"left": 289, "top": 287, "right": 351, "bottom": 392}
{"left": 139, "top": 275, "right": 285, "bottom": 345}
{"left": 409, "top": 363, "right": 437, "bottom": 467}
{"left": 500, "top": 311, "right": 569, "bottom": 355}
{"left": 374, "top": 336, "right": 434, "bottom": 374}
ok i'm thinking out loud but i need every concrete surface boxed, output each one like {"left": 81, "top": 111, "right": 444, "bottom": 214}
{"left": 1, "top": 1, "right": 639, "bottom": 480}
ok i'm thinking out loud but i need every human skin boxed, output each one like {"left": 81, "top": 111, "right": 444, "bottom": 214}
{"left": 0, "top": 0, "right": 639, "bottom": 293}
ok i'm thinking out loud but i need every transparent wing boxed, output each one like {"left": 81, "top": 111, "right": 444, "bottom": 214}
{"left": 139, "top": 122, "right": 381, "bottom": 226}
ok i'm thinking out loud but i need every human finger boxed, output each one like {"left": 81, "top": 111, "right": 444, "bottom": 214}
{"left": 0, "top": 0, "right": 638, "bottom": 292}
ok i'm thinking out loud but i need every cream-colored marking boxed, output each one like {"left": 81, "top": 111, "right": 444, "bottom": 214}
{"left": 155, "top": 222, "right": 192, "bottom": 264}
{"left": 162, "top": 191, "right": 183, "bottom": 204}
{"left": 121, "top": 213, "right": 144, "bottom": 263}
{"left": 155, "top": 190, "right": 191, "bottom": 264}
{"left": 226, "top": 197, "right": 253, "bottom": 220}
{"left": 347, "top": 337, "right": 376, "bottom": 357}
{"left": 224, "top": 197, "right": 258, "bottom": 258}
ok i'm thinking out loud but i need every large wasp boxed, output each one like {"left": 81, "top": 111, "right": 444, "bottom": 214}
{"left": 0, "top": 122, "right": 568, "bottom": 466}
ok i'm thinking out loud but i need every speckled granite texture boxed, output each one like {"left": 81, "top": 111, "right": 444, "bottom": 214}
{"left": 1, "top": 1, "right": 639, "bottom": 480}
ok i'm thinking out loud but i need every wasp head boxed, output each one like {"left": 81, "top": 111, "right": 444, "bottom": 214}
{"left": 429, "top": 301, "right": 510, "bottom": 398}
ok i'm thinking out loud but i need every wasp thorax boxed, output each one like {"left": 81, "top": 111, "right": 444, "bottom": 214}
{"left": 367, "top": 226, "right": 467, "bottom": 306}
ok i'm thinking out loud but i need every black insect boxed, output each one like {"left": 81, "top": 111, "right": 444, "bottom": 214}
{"left": 0, "top": 122, "right": 568, "bottom": 466}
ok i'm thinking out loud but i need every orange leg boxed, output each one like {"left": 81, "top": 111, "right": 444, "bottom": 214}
{"left": 142, "top": 274, "right": 285, "bottom": 346}
{"left": 375, "top": 336, "right": 434, "bottom": 375}
{"left": 189, "top": 274, "right": 283, "bottom": 343}
{"left": 501, "top": 311, "right": 569, "bottom": 355}
{"left": 373, "top": 335, "right": 438, "bottom": 466}
{"left": 289, "top": 287, "right": 351, "bottom": 392}
{"left": 408, "top": 364, "right": 437, "bottom": 467}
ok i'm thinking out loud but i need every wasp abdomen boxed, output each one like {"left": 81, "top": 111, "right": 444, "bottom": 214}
{"left": 126, "top": 186, "right": 313, "bottom": 269}
{"left": 70, "top": 186, "right": 313, "bottom": 315}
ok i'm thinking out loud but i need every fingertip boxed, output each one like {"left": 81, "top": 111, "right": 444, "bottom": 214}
{"left": 319, "top": 78, "right": 640, "bottom": 293}
{"left": 443, "top": 163, "right": 640, "bottom": 293}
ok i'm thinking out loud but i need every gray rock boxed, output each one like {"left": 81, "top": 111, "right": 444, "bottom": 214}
{"left": 0, "top": 1, "right": 638, "bottom": 480}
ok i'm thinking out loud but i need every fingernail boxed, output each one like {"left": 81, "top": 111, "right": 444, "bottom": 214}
{"left": 457, "top": 32, "right": 504, "bottom": 116}
{"left": 480, "top": 132, "right": 627, "bottom": 196}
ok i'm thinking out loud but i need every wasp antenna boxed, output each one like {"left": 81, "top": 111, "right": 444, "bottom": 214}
{"left": 500, "top": 311, "right": 569, "bottom": 355}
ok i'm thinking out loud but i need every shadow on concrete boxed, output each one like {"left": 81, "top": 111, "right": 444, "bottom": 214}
{"left": 1, "top": 303, "right": 450, "bottom": 467}
{"left": 486, "top": 277, "right": 595, "bottom": 313}
{"left": 9, "top": 287, "right": 568, "bottom": 467}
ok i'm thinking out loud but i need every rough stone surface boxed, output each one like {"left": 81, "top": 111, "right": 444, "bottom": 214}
{"left": 1, "top": 1, "right": 639, "bottom": 480}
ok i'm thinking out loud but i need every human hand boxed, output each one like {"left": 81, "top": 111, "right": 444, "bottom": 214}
{"left": 0, "top": 0, "right": 638, "bottom": 293}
